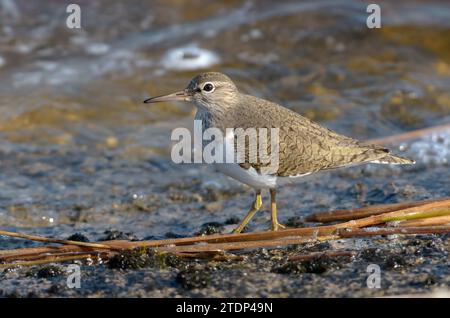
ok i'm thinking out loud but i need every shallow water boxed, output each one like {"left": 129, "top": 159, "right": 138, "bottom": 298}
{"left": 0, "top": 0, "right": 449, "bottom": 297}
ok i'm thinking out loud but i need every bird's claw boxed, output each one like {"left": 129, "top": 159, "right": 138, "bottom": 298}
{"left": 271, "top": 222, "right": 286, "bottom": 231}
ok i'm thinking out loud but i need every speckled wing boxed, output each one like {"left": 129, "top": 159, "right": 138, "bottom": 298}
{"left": 227, "top": 95, "right": 413, "bottom": 177}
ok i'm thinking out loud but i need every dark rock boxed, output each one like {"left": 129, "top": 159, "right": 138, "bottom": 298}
{"left": 275, "top": 258, "right": 328, "bottom": 274}
{"left": 224, "top": 217, "right": 240, "bottom": 225}
{"left": 66, "top": 233, "right": 90, "bottom": 242}
{"left": 108, "top": 248, "right": 185, "bottom": 270}
{"left": 285, "top": 216, "right": 305, "bottom": 228}
{"left": 384, "top": 255, "right": 407, "bottom": 269}
{"left": 36, "top": 266, "right": 64, "bottom": 278}
{"left": 101, "top": 229, "right": 138, "bottom": 241}
{"left": 196, "top": 222, "right": 224, "bottom": 235}
{"left": 108, "top": 248, "right": 152, "bottom": 270}
{"left": 47, "top": 284, "right": 62, "bottom": 294}
{"left": 176, "top": 268, "right": 211, "bottom": 289}
{"left": 165, "top": 232, "right": 186, "bottom": 239}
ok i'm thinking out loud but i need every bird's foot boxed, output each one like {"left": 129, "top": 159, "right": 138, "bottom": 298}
{"left": 271, "top": 222, "right": 286, "bottom": 231}
{"left": 232, "top": 226, "right": 245, "bottom": 234}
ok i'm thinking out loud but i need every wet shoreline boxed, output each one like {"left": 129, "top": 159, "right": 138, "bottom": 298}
{"left": 1, "top": 0, "right": 450, "bottom": 297}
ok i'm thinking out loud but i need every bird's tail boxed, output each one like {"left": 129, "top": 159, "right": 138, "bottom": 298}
{"left": 371, "top": 153, "right": 415, "bottom": 165}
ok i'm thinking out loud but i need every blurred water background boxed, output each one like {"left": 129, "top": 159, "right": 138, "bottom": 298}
{"left": 0, "top": 0, "right": 449, "bottom": 242}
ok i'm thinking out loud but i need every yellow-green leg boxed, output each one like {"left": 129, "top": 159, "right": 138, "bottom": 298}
{"left": 233, "top": 190, "right": 262, "bottom": 234}
{"left": 270, "top": 189, "right": 286, "bottom": 231}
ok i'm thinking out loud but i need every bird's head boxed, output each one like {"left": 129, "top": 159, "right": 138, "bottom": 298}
{"left": 144, "top": 72, "right": 239, "bottom": 112}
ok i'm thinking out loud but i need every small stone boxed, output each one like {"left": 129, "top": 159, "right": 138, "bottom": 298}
{"left": 196, "top": 222, "right": 224, "bottom": 235}
{"left": 36, "top": 266, "right": 64, "bottom": 278}
{"left": 66, "top": 233, "right": 90, "bottom": 242}
{"left": 108, "top": 248, "right": 151, "bottom": 270}
{"left": 224, "top": 217, "right": 240, "bottom": 225}
{"left": 101, "top": 229, "right": 138, "bottom": 241}
{"left": 176, "top": 268, "right": 211, "bottom": 290}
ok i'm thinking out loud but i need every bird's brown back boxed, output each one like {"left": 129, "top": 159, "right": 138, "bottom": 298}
{"left": 211, "top": 94, "right": 408, "bottom": 177}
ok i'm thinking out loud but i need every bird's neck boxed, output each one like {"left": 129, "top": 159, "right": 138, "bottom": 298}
{"left": 194, "top": 108, "right": 213, "bottom": 130}
{"left": 193, "top": 102, "right": 235, "bottom": 132}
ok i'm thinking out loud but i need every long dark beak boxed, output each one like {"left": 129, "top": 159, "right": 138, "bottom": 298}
{"left": 143, "top": 90, "right": 190, "bottom": 104}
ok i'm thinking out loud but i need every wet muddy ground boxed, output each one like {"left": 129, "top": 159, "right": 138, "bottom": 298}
{"left": 0, "top": 0, "right": 449, "bottom": 297}
{"left": 1, "top": 233, "right": 449, "bottom": 297}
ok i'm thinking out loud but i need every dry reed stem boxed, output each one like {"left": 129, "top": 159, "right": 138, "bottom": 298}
{"left": 396, "top": 215, "right": 450, "bottom": 227}
{"left": 155, "top": 236, "right": 338, "bottom": 253}
{"left": 0, "top": 230, "right": 114, "bottom": 249}
{"left": 337, "top": 225, "right": 450, "bottom": 237}
{"left": 305, "top": 198, "right": 449, "bottom": 223}
{"left": 367, "top": 122, "right": 450, "bottom": 145}
{"left": 0, "top": 254, "right": 103, "bottom": 269}
{"left": 1, "top": 198, "right": 450, "bottom": 267}
{"left": 1, "top": 200, "right": 449, "bottom": 254}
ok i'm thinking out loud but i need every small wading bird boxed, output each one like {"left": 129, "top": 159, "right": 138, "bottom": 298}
{"left": 144, "top": 72, "right": 414, "bottom": 233}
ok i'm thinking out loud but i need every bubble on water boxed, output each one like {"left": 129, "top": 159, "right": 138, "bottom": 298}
{"left": 132, "top": 193, "right": 145, "bottom": 200}
{"left": 161, "top": 45, "right": 220, "bottom": 71}
{"left": 399, "top": 143, "right": 408, "bottom": 152}
{"left": 41, "top": 216, "right": 55, "bottom": 224}
{"left": 85, "top": 43, "right": 111, "bottom": 55}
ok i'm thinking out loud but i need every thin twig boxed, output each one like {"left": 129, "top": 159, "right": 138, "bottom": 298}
{"left": 305, "top": 198, "right": 448, "bottom": 223}
{"left": 0, "top": 230, "right": 115, "bottom": 249}
{"left": 337, "top": 225, "right": 450, "bottom": 238}
{"left": 367, "top": 122, "right": 450, "bottom": 145}
{"left": 396, "top": 215, "right": 450, "bottom": 227}
{"left": 288, "top": 250, "right": 357, "bottom": 262}
{"left": 0, "top": 254, "right": 103, "bottom": 269}
{"left": 1, "top": 199, "right": 449, "bottom": 255}
{"left": 155, "top": 236, "right": 338, "bottom": 253}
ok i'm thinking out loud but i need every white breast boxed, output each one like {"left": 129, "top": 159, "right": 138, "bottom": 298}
{"left": 195, "top": 111, "right": 311, "bottom": 189}
{"left": 213, "top": 129, "right": 310, "bottom": 189}
{"left": 216, "top": 163, "right": 277, "bottom": 189}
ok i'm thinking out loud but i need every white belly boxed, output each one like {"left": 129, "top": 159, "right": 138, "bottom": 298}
{"left": 216, "top": 163, "right": 277, "bottom": 189}
{"left": 215, "top": 163, "right": 311, "bottom": 189}
{"left": 208, "top": 126, "right": 310, "bottom": 189}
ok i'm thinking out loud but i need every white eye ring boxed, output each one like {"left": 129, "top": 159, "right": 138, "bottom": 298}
{"left": 202, "top": 82, "right": 215, "bottom": 93}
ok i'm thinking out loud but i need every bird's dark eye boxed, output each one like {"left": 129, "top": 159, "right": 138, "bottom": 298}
{"left": 203, "top": 83, "right": 214, "bottom": 92}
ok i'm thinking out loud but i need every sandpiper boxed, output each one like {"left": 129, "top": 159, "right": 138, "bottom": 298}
{"left": 144, "top": 72, "right": 414, "bottom": 233}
